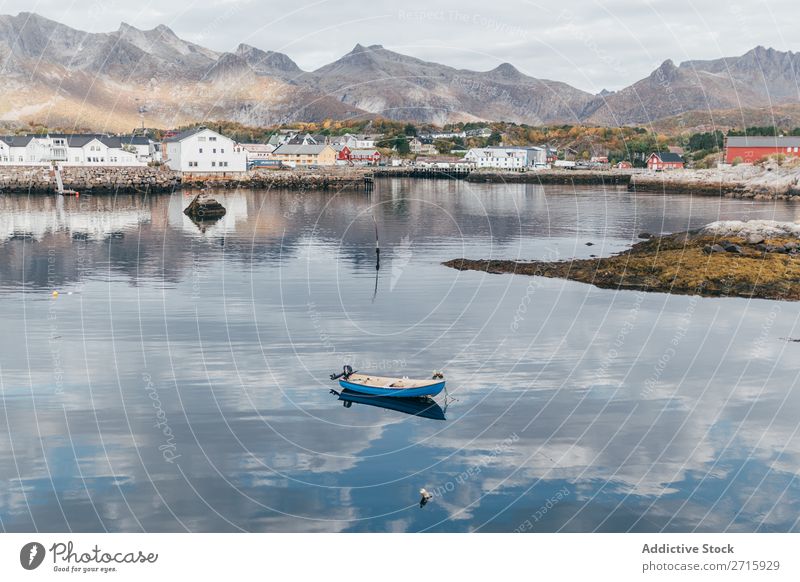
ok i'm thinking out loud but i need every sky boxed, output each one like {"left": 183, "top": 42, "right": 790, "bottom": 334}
{"left": 0, "top": 0, "right": 797, "bottom": 92}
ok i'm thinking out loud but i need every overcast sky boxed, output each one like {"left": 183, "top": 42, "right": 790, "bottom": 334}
{"left": 1, "top": 0, "right": 796, "bottom": 92}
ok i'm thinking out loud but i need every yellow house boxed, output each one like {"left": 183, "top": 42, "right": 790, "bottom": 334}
{"left": 271, "top": 144, "right": 337, "bottom": 166}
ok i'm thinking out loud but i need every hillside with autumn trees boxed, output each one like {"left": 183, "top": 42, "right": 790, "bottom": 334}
{"left": 9, "top": 114, "right": 800, "bottom": 169}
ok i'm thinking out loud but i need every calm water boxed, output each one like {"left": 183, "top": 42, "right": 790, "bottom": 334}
{"left": 2, "top": 179, "right": 800, "bottom": 532}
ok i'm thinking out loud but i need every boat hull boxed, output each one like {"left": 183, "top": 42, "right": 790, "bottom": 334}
{"left": 338, "top": 378, "right": 445, "bottom": 398}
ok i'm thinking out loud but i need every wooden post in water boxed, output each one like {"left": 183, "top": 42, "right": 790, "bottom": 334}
{"left": 373, "top": 214, "right": 380, "bottom": 270}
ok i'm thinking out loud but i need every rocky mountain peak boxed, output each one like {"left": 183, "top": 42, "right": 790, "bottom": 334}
{"left": 202, "top": 52, "right": 255, "bottom": 82}
{"left": 488, "top": 62, "right": 522, "bottom": 79}
{"left": 153, "top": 23, "right": 176, "bottom": 37}
{"left": 651, "top": 58, "right": 679, "bottom": 82}
{"left": 235, "top": 43, "right": 302, "bottom": 75}
{"left": 2, "top": 13, "right": 800, "bottom": 129}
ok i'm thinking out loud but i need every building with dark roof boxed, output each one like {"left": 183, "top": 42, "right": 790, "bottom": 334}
{"left": 271, "top": 143, "right": 337, "bottom": 166}
{"left": 0, "top": 133, "right": 155, "bottom": 165}
{"left": 647, "top": 151, "right": 685, "bottom": 170}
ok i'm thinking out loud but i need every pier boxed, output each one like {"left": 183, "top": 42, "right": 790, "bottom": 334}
{"left": 372, "top": 166, "right": 471, "bottom": 179}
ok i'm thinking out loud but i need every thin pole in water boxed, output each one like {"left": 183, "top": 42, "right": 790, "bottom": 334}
{"left": 373, "top": 213, "right": 380, "bottom": 271}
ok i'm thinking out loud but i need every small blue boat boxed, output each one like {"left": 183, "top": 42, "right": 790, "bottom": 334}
{"left": 330, "top": 366, "right": 445, "bottom": 398}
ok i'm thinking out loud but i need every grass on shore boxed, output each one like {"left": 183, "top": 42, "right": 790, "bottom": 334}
{"left": 443, "top": 234, "right": 800, "bottom": 301}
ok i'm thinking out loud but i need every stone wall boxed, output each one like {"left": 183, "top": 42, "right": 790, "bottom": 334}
{"left": 0, "top": 165, "right": 53, "bottom": 191}
{"left": 180, "top": 168, "right": 370, "bottom": 190}
{"left": 0, "top": 165, "right": 180, "bottom": 193}
{"left": 61, "top": 166, "right": 180, "bottom": 193}
{"left": 0, "top": 165, "right": 368, "bottom": 193}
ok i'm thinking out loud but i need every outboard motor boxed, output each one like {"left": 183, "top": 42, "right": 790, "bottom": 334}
{"left": 330, "top": 365, "right": 355, "bottom": 381}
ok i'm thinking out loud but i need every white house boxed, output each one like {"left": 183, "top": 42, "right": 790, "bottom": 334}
{"left": 420, "top": 130, "right": 466, "bottom": 140}
{"left": 465, "top": 127, "right": 492, "bottom": 138}
{"left": 0, "top": 135, "right": 36, "bottom": 163}
{"left": 463, "top": 146, "right": 548, "bottom": 169}
{"left": 118, "top": 135, "right": 157, "bottom": 163}
{"left": 162, "top": 127, "right": 247, "bottom": 173}
{"left": 60, "top": 135, "right": 141, "bottom": 165}
{"left": 409, "top": 137, "right": 438, "bottom": 155}
{"left": 0, "top": 134, "right": 150, "bottom": 165}
{"left": 241, "top": 143, "right": 276, "bottom": 161}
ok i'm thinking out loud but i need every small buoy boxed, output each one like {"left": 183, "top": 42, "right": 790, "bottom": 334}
{"left": 419, "top": 488, "right": 433, "bottom": 507}
{"left": 52, "top": 291, "right": 59, "bottom": 298}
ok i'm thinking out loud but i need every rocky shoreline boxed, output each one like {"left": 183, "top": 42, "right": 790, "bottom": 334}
{"left": 444, "top": 221, "right": 800, "bottom": 301}
{"left": 630, "top": 165, "right": 800, "bottom": 199}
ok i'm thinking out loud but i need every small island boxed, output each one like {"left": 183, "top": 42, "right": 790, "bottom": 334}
{"left": 444, "top": 221, "right": 800, "bottom": 301}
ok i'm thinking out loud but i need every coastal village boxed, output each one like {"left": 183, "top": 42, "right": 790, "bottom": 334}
{"left": 4, "top": 122, "right": 800, "bottom": 176}
{"left": 3, "top": 121, "right": 800, "bottom": 204}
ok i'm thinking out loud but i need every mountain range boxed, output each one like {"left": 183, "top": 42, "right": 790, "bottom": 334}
{"left": 1, "top": 12, "right": 799, "bottom": 132}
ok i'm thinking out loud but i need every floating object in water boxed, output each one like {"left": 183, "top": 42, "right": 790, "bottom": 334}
{"left": 419, "top": 488, "right": 433, "bottom": 507}
{"left": 183, "top": 193, "right": 226, "bottom": 220}
{"left": 330, "top": 365, "right": 445, "bottom": 398}
{"left": 51, "top": 290, "right": 59, "bottom": 298}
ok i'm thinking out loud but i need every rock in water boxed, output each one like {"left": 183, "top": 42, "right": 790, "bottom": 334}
{"left": 184, "top": 193, "right": 226, "bottom": 220}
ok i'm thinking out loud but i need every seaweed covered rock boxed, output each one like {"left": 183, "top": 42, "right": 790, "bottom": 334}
{"left": 444, "top": 220, "right": 800, "bottom": 301}
{"left": 183, "top": 193, "right": 226, "bottom": 220}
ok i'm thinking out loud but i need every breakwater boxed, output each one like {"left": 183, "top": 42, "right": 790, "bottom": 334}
{"left": 0, "top": 166, "right": 370, "bottom": 194}
{"left": 7, "top": 164, "right": 798, "bottom": 199}
{"left": 181, "top": 168, "right": 368, "bottom": 190}
{"left": 372, "top": 167, "right": 471, "bottom": 179}
{"left": 467, "top": 169, "right": 632, "bottom": 185}
{"left": 0, "top": 166, "right": 180, "bottom": 193}
{"left": 373, "top": 167, "right": 633, "bottom": 184}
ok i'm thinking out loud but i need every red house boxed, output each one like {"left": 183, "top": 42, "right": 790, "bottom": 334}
{"left": 647, "top": 151, "right": 684, "bottom": 170}
{"left": 335, "top": 145, "right": 351, "bottom": 162}
{"left": 349, "top": 149, "right": 382, "bottom": 165}
{"left": 725, "top": 136, "right": 800, "bottom": 164}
